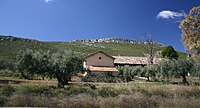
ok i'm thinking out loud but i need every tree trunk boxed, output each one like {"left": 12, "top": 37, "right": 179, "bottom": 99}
{"left": 147, "top": 76, "right": 150, "bottom": 81}
{"left": 57, "top": 78, "right": 68, "bottom": 88}
{"left": 42, "top": 74, "right": 45, "bottom": 80}
{"left": 181, "top": 75, "right": 188, "bottom": 84}
{"left": 21, "top": 71, "right": 29, "bottom": 80}
{"left": 56, "top": 74, "right": 68, "bottom": 88}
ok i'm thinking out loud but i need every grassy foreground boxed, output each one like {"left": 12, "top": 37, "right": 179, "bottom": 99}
{"left": 1, "top": 76, "right": 200, "bottom": 107}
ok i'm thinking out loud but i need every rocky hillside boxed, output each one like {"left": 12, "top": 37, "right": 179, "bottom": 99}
{"left": 71, "top": 38, "right": 138, "bottom": 44}
{"left": 0, "top": 36, "right": 58, "bottom": 60}
{"left": 0, "top": 36, "right": 187, "bottom": 61}
{"left": 0, "top": 36, "right": 38, "bottom": 43}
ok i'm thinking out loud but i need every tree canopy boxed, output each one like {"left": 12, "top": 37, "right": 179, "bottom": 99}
{"left": 179, "top": 6, "right": 200, "bottom": 56}
{"left": 161, "top": 46, "right": 179, "bottom": 60}
{"left": 16, "top": 49, "right": 84, "bottom": 88}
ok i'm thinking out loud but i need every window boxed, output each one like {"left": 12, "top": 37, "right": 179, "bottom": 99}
{"left": 99, "top": 57, "right": 101, "bottom": 60}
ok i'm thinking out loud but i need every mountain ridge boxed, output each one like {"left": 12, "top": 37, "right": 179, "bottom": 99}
{"left": 0, "top": 35, "right": 164, "bottom": 46}
{"left": 0, "top": 35, "right": 187, "bottom": 61}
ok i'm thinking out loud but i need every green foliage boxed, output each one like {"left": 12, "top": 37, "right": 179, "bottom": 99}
{"left": 192, "top": 62, "right": 200, "bottom": 78}
{"left": 24, "top": 86, "right": 49, "bottom": 94}
{"left": 16, "top": 49, "right": 84, "bottom": 88}
{"left": 0, "top": 58, "right": 15, "bottom": 71}
{"left": 156, "top": 59, "right": 194, "bottom": 83}
{"left": 98, "top": 87, "right": 119, "bottom": 97}
{"left": 0, "top": 36, "right": 187, "bottom": 62}
{"left": 0, "top": 85, "right": 16, "bottom": 96}
{"left": 47, "top": 41, "right": 163, "bottom": 57}
{"left": 0, "top": 96, "right": 7, "bottom": 106}
{"left": 49, "top": 51, "right": 84, "bottom": 87}
{"left": 16, "top": 49, "right": 37, "bottom": 79}
{"left": 179, "top": 6, "right": 200, "bottom": 56}
{"left": 117, "top": 65, "right": 143, "bottom": 82}
{"left": 83, "top": 74, "right": 122, "bottom": 83}
{"left": 177, "top": 60, "right": 194, "bottom": 84}
{"left": 66, "top": 87, "right": 90, "bottom": 95}
{"left": 161, "top": 46, "right": 179, "bottom": 60}
{"left": 0, "top": 36, "right": 58, "bottom": 61}
{"left": 155, "top": 60, "right": 176, "bottom": 81}
{"left": 141, "top": 66, "right": 156, "bottom": 81}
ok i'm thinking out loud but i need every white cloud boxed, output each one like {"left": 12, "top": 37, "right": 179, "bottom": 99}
{"left": 44, "top": 0, "right": 53, "bottom": 3}
{"left": 157, "top": 10, "right": 186, "bottom": 19}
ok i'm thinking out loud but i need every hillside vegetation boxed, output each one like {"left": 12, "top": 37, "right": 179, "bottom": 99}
{"left": 0, "top": 36, "right": 58, "bottom": 60}
{"left": 0, "top": 36, "right": 187, "bottom": 61}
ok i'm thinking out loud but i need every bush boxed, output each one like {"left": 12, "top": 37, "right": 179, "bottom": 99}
{"left": 0, "top": 96, "right": 7, "bottom": 106}
{"left": 52, "top": 87, "right": 96, "bottom": 97}
{"left": 0, "top": 85, "right": 16, "bottom": 96}
{"left": 82, "top": 75, "right": 123, "bottom": 83}
{"left": 23, "top": 86, "right": 50, "bottom": 94}
{"left": 119, "top": 94, "right": 158, "bottom": 108}
{"left": 175, "top": 87, "right": 200, "bottom": 98}
{"left": 67, "top": 87, "right": 90, "bottom": 95}
{"left": 150, "top": 89, "right": 172, "bottom": 98}
{"left": 0, "top": 59, "right": 15, "bottom": 71}
{"left": 6, "top": 94, "right": 58, "bottom": 107}
{"left": 12, "top": 73, "right": 21, "bottom": 77}
{"left": 98, "top": 87, "right": 119, "bottom": 97}
{"left": 117, "top": 65, "right": 143, "bottom": 82}
{"left": 58, "top": 94, "right": 99, "bottom": 108}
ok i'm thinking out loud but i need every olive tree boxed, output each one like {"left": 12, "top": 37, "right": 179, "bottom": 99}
{"left": 16, "top": 49, "right": 37, "bottom": 79}
{"left": 156, "top": 59, "right": 194, "bottom": 84}
{"left": 141, "top": 66, "right": 156, "bottom": 81}
{"left": 49, "top": 51, "right": 83, "bottom": 88}
{"left": 116, "top": 65, "right": 142, "bottom": 82}
{"left": 192, "top": 62, "right": 200, "bottom": 79}
{"left": 176, "top": 60, "right": 194, "bottom": 84}
{"left": 16, "top": 49, "right": 84, "bottom": 88}
{"left": 140, "top": 35, "right": 162, "bottom": 81}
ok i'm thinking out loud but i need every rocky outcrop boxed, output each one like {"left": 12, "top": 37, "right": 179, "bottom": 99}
{"left": 71, "top": 38, "right": 138, "bottom": 44}
{"left": 0, "top": 36, "right": 39, "bottom": 43}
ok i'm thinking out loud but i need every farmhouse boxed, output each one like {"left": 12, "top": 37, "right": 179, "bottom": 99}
{"left": 84, "top": 51, "right": 163, "bottom": 76}
{"left": 83, "top": 51, "right": 118, "bottom": 76}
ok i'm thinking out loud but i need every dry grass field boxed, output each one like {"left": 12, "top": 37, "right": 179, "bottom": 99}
{"left": 1, "top": 76, "right": 200, "bottom": 107}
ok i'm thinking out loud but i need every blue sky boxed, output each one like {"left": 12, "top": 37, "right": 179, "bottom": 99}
{"left": 0, "top": 0, "right": 199, "bottom": 52}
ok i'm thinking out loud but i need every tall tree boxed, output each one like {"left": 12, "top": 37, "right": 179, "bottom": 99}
{"left": 179, "top": 6, "right": 200, "bottom": 56}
